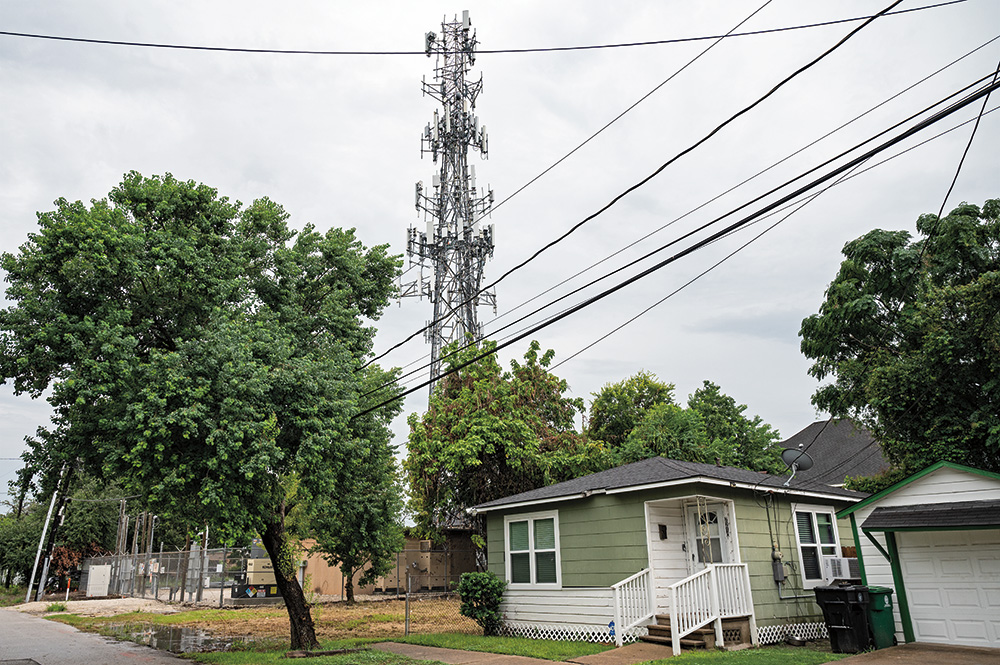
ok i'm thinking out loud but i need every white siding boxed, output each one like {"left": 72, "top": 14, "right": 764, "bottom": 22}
{"left": 645, "top": 501, "right": 687, "bottom": 609}
{"left": 501, "top": 587, "right": 614, "bottom": 627}
{"left": 853, "top": 466, "right": 1000, "bottom": 645}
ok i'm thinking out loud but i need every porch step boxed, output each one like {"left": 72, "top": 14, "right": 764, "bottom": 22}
{"left": 639, "top": 634, "right": 713, "bottom": 649}
{"left": 640, "top": 617, "right": 715, "bottom": 650}
{"left": 640, "top": 614, "right": 754, "bottom": 652}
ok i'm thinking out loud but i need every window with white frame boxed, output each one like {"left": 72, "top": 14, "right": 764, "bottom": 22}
{"left": 505, "top": 511, "right": 560, "bottom": 588}
{"left": 793, "top": 504, "right": 840, "bottom": 588}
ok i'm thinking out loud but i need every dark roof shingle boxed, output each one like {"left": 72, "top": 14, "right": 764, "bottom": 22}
{"left": 472, "top": 456, "right": 865, "bottom": 512}
{"left": 861, "top": 499, "right": 1000, "bottom": 530}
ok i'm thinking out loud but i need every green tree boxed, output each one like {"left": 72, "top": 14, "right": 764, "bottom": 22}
{"left": 0, "top": 173, "right": 400, "bottom": 648}
{"left": 307, "top": 367, "right": 405, "bottom": 604}
{"left": 617, "top": 403, "right": 713, "bottom": 465}
{"left": 687, "top": 381, "right": 783, "bottom": 473}
{"left": 0, "top": 502, "right": 46, "bottom": 586}
{"left": 587, "top": 371, "right": 675, "bottom": 447}
{"left": 405, "top": 340, "right": 599, "bottom": 543}
{"left": 800, "top": 199, "right": 1000, "bottom": 474}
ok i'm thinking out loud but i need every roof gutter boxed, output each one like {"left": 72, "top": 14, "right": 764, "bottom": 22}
{"left": 469, "top": 488, "right": 607, "bottom": 515}
{"left": 469, "top": 475, "right": 859, "bottom": 515}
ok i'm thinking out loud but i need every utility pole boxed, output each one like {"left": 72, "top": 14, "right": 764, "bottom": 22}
{"left": 402, "top": 10, "right": 495, "bottom": 398}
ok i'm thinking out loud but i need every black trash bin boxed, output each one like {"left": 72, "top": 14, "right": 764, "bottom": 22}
{"left": 814, "top": 585, "right": 872, "bottom": 653}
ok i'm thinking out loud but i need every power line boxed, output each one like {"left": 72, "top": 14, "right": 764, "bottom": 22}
{"left": 377, "top": 35, "right": 1000, "bottom": 380}
{"left": 384, "top": 68, "right": 999, "bottom": 393}
{"left": 356, "top": 73, "right": 1000, "bottom": 416}
{"left": 549, "top": 161, "right": 869, "bottom": 373}
{"left": 372, "top": 0, "right": 906, "bottom": 368}
{"left": 0, "top": 2, "right": 967, "bottom": 56}
{"left": 371, "top": 0, "right": 776, "bottom": 370}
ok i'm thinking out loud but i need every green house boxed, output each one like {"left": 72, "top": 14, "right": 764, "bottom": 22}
{"left": 471, "top": 456, "right": 864, "bottom": 653}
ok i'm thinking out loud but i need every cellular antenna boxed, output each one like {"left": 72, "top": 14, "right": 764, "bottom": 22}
{"left": 781, "top": 445, "right": 815, "bottom": 487}
{"left": 401, "top": 10, "right": 495, "bottom": 399}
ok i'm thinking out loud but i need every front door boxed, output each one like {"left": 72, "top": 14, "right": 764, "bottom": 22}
{"left": 685, "top": 503, "right": 732, "bottom": 572}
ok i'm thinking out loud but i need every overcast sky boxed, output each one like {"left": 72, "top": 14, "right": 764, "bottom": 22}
{"left": 2, "top": 0, "right": 998, "bottom": 503}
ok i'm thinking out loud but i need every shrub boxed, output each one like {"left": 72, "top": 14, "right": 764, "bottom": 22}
{"left": 457, "top": 571, "right": 507, "bottom": 636}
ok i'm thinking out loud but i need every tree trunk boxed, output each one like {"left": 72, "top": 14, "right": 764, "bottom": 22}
{"left": 344, "top": 566, "right": 355, "bottom": 604}
{"left": 261, "top": 516, "right": 318, "bottom": 651}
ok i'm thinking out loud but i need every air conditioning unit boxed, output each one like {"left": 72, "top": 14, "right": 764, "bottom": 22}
{"left": 824, "top": 557, "right": 860, "bottom": 580}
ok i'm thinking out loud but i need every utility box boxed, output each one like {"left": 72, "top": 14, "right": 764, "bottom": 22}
{"left": 247, "top": 558, "right": 276, "bottom": 585}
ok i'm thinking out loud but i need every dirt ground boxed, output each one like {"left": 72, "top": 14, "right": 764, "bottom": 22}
{"left": 10, "top": 594, "right": 480, "bottom": 641}
{"left": 14, "top": 597, "right": 179, "bottom": 616}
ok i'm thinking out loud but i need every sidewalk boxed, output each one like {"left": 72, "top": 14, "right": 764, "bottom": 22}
{"left": 371, "top": 641, "right": 676, "bottom": 665}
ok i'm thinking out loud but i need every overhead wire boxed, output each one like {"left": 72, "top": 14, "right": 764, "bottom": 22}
{"left": 0, "top": 1, "right": 966, "bottom": 56}
{"left": 383, "top": 68, "right": 999, "bottom": 392}
{"left": 380, "top": 34, "right": 1000, "bottom": 379}
{"left": 355, "top": 71, "right": 1000, "bottom": 416}
{"left": 484, "top": 34, "right": 1000, "bottom": 328}
{"left": 377, "top": 0, "right": 778, "bottom": 369}
{"left": 372, "top": 0, "right": 907, "bottom": 368}
{"left": 548, "top": 159, "right": 871, "bottom": 373}
{"left": 797, "top": 51, "right": 1000, "bottom": 461}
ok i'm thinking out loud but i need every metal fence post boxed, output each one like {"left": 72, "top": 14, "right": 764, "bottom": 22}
{"left": 219, "top": 546, "right": 227, "bottom": 608}
{"left": 405, "top": 572, "right": 411, "bottom": 637}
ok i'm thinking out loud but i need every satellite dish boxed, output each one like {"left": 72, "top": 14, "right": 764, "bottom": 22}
{"left": 781, "top": 446, "right": 814, "bottom": 487}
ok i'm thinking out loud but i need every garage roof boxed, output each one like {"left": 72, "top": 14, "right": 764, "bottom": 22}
{"left": 861, "top": 498, "right": 1000, "bottom": 531}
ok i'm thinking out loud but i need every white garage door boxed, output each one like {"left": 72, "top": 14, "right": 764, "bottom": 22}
{"left": 898, "top": 529, "right": 1000, "bottom": 647}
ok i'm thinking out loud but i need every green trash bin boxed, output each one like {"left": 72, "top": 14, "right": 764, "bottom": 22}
{"left": 867, "top": 586, "right": 896, "bottom": 649}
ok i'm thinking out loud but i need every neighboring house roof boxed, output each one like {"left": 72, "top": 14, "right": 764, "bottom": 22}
{"left": 861, "top": 499, "right": 1000, "bottom": 531}
{"left": 470, "top": 456, "right": 866, "bottom": 514}
{"left": 780, "top": 418, "right": 889, "bottom": 486}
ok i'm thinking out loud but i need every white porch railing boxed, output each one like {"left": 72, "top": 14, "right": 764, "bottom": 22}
{"left": 668, "top": 563, "right": 758, "bottom": 656}
{"left": 611, "top": 568, "right": 655, "bottom": 647}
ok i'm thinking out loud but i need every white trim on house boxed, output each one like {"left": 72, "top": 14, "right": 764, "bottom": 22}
{"left": 503, "top": 509, "right": 562, "bottom": 590}
{"left": 471, "top": 490, "right": 606, "bottom": 515}
{"left": 471, "top": 477, "right": 855, "bottom": 515}
{"left": 607, "top": 477, "right": 856, "bottom": 503}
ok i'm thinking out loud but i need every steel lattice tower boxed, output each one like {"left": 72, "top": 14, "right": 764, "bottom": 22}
{"left": 401, "top": 10, "right": 495, "bottom": 397}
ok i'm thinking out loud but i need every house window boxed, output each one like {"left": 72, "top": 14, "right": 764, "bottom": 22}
{"left": 793, "top": 504, "right": 840, "bottom": 588}
{"left": 505, "top": 511, "right": 560, "bottom": 588}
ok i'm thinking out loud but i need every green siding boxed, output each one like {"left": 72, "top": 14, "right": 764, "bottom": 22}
{"left": 484, "top": 483, "right": 857, "bottom": 626}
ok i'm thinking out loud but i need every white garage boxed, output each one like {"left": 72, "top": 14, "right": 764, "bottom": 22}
{"left": 839, "top": 462, "right": 1000, "bottom": 649}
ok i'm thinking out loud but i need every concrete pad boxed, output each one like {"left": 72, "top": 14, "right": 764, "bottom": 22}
{"left": 568, "top": 641, "right": 674, "bottom": 665}
{"left": 832, "top": 643, "right": 1000, "bottom": 664}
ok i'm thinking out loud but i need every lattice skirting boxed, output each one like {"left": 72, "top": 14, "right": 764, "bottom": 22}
{"left": 500, "top": 621, "right": 648, "bottom": 644}
{"left": 757, "top": 622, "right": 829, "bottom": 645}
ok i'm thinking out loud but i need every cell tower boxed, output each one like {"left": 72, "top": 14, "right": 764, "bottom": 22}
{"left": 401, "top": 10, "right": 495, "bottom": 396}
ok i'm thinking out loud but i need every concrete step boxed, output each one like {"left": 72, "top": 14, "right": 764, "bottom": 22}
{"left": 639, "top": 634, "right": 709, "bottom": 649}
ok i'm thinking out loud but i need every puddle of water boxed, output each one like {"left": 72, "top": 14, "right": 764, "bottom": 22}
{"left": 105, "top": 623, "right": 251, "bottom": 653}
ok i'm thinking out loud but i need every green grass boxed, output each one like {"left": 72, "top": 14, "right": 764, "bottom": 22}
{"left": 392, "top": 633, "right": 613, "bottom": 661}
{"left": 46, "top": 602, "right": 68, "bottom": 612}
{"left": 638, "top": 645, "right": 851, "bottom": 664}
{"left": 188, "top": 642, "right": 445, "bottom": 665}
{"left": 0, "top": 586, "right": 25, "bottom": 607}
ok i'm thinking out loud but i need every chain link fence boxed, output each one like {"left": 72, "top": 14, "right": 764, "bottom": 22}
{"left": 81, "top": 547, "right": 249, "bottom": 606}
{"left": 403, "top": 573, "right": 480, "bottom": 636}
{"left": 79, "top": 548, "right": 484, "bottom": 637}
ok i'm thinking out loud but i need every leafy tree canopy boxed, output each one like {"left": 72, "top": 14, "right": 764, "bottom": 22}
{"left": 800, "top": 199, "right": 1000, "bottom": 474}
{"left": 0, "top": 173, "right": 401, "bottom": 648}
{"left": 618, "top": 403, "right": 710, "bottom": 464}
{"left": 405, "top": 339, "right": 603, "bottom": 541}
{"left": 587, "top": 371, "right": 675, "bottom": 447}
{"left": 687, "top": 381, "right": 783, "bottom": 473}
